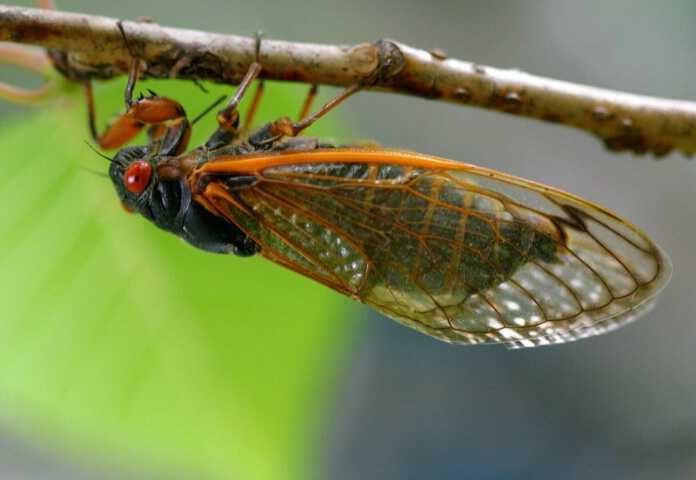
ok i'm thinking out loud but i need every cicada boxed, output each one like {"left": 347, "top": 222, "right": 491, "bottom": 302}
{"left": 94, "top": 39, "right": 671, "bottom": 348}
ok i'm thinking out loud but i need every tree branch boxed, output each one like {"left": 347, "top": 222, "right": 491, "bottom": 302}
{"left": 1, "top": 5, "right": 695, "bottom": 157}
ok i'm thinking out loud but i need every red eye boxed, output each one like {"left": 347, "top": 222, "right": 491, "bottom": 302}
{"left": 124, "top": 161, "right": 152, "bottom": 193}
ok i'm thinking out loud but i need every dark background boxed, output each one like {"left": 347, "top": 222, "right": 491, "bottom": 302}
{"left": 2, "top": 1, "right": 695, "bottom": 479}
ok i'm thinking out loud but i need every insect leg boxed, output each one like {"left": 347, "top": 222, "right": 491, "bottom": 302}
{"left": 215, "top": 32, "right": 265, "bottom": 134}
{"left": 269, "top": 58, "right": 393, "bottom": 138}
{"left": 296, "top": 85, "right": 319, "bottom": 124}
{"left": 241, "top": 79, "right": 265, "bottom": 131}
{"left": 96, "top": 23, "right": 192, "bottom": 155}
{"left": 205, "top": 32, "right": 265, "bottom": 150}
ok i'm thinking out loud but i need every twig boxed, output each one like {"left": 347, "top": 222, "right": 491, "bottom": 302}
{"left": 1, "top": 5, "right": 695, "bottom": 157}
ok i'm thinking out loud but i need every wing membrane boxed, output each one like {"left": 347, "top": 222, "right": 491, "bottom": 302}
{"left": 202, "top": 149, "right": 671, "bottom": 348}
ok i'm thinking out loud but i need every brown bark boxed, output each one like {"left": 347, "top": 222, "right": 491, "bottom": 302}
{"left": 1, "top": 5, "right": 695, "bottom": 157}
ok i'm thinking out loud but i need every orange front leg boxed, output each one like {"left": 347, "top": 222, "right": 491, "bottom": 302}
{"left": 90, "top": 57, "right": 192, "bottom": 155}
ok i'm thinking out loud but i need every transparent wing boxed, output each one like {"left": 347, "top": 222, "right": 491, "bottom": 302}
{"left": 202, "top": 150, "right": 671, "bottom": 348}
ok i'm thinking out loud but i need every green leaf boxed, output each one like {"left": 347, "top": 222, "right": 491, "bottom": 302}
{"left": 0, "top": 79, "right": 361, "bottom": 478}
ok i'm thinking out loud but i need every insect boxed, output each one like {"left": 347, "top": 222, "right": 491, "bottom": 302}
{"left": 93, "top": 36, "right": 671, "bottom": 348}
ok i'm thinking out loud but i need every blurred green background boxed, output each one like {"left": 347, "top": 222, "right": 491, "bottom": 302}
{"left": 1, "top": 1, "right": 695, "bottom": 479}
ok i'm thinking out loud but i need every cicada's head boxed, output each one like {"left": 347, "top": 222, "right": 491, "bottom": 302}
{"left": 108, "top": 145, "right": 259, "bottom": 257}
